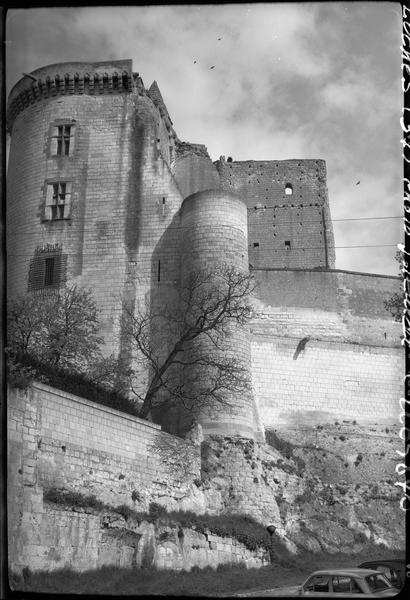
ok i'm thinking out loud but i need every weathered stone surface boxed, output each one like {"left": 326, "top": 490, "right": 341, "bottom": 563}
{"left": 8, "top": 385, "right": 405, "bottom": 574}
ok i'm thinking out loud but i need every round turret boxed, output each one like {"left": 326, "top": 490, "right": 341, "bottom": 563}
{"left": 179, "top": 189, "right": 258, "bottom": 438}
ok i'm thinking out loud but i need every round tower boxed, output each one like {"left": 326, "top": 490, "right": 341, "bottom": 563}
{"left": 6, "top": 60, "right": 181, "bottom": 357}
{"left": 179, "top": 189, "right": 258, "bottom": 439}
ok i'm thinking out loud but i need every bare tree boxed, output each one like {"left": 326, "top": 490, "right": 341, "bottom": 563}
{"left": 122, "top": 266, "right": 255, "bottom": 420}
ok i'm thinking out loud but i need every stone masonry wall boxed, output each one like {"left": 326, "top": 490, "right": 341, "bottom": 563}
{"left": 7, "top": 383, "right": 202, "bottom": 572}
{"left": 6, "top": 92, "right": 136, "bottom": 353}
{"left": 252, "top": 337, "right": 402, "bottom": 428}
{"left": 215, "top": 158, "right": 335, "bottom": 269}
{"left": 8, "top": 502, "right": 269, "bottom": 574}
{"left": 8, "top": 384, "right": 404, "bottom": 574}
{"left": 250, "top": 268, "right": 403, "bottom": 428}
{"left": 6, "top": 62, "right": 185, "bottom": 364}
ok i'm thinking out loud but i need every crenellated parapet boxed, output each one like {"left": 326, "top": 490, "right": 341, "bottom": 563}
{"left": 6, "top": 60, "right": 144, "bottom": 131}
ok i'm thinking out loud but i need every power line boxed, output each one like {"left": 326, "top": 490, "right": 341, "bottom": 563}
{"left": 332, "top": 216, "right": 402, "bottom": 222}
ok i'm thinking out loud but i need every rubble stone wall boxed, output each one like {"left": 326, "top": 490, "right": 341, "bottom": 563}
{"left": 215, "top": 158, "right": 335, "bottom": 269}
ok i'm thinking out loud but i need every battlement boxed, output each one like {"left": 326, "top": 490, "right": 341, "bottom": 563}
{"left": 7, "top": 60, "right": 143, "bottom": 130}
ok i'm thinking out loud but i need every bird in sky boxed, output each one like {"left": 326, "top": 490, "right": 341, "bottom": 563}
{"left": 356, "top": 181, "right": 360, "bottom": 185}
{"left": 210, "top": 66, "right": 215, "bottom": 69}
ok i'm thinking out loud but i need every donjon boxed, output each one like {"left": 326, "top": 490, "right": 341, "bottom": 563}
{"left": 7, "top": 59, "right": 403, "bottom": 441}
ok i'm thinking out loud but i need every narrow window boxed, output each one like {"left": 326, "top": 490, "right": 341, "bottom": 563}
{"left": 157, "top": 260, "right": 161, "bottom": 282}
{"left": 44, "top": 257, "right": 55, "bottom": 287}
{"left": 285, "top": 240, "right": 291, "bottom": 249}
{"left": 285, "top": 183, "right": 293, "bottom": 195}
{"left": 45, "top": 182, "right": 72, "bottom": 220}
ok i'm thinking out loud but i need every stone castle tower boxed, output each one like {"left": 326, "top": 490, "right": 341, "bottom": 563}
{"left": 7, "top": 59, "right": 402, "bottom": 439}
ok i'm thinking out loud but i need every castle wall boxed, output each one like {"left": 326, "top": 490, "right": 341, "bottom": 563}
{"left": 253, "top": 269, "right": 402, "bottom": 345}
{"left": 6, "top": 62, "right": 185, "bottom": 362}
{"left": 251, "top": 269, "right": 403, "bottom": 428}
{"left": 172, "top": 151, "right": 220, "bottom": 199}
{"left": 8, "top": 382, "right": 404, "bottom": 576}
{"left": 7, "top": 383, "right": 202, "bottom": 572}
{"left": 215, "top": 158, "right": 335, "bottom": 269}
{"left": 251, "top": 337, "right": 402, "bottom": 428}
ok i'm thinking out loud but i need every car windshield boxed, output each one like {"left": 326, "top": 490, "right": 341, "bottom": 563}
{"left": 365, "top": 573, "right": 392, "bottom": 592}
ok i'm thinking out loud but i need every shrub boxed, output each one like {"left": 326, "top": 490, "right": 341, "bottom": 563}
{"left": 149, "top": 502, "right": 167, "bottom": 520}
{"left": 44, "top": 488, "right": 105, "bottom": 511}
{"left": 131, "top": 490, "right": 141, "bottom": 503}
{"left": 43, "top": 489, "right": 291, "bottom": 557}
{"left": 12, "top": 355, "right": 138, "bottom": 416}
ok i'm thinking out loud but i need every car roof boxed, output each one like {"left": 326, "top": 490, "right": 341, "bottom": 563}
{"left": 359, "top": 559, "right": 405, "bottom": 566}
{"left": 307, "top": 568, "right": 382, "bottom": 578}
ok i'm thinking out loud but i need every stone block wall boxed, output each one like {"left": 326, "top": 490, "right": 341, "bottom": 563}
{"left": 7, "top": 87, "right": 136, "bottom": 354}
{"left": 9, "top": 503, "right": 269, "bottom": 574}
{"left": 250, "top": 268, "right": 403, "bottom": 428}
{"left": 7, "top": 383, "right": 201, "bottom": 572}
{"left": 252, "top": 337, "right": 403, "bottom": 427}
{"left": 215, "top": 158, "right": 335, "bottom": 269}
{"left": 6, "top": 61, "right": 185, "bottom": 362}
{"left": 179, "top": 190, "right": 258, "bottom": 439}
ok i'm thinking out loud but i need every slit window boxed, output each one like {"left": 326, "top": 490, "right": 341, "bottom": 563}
{"left": 157, "top": 260, "right": 161, "bottom": 282}
{"left": 50, "top": 124, "right": 75, "bottom": 156}
{"left": 285, "top": 240, "right": 291, "bottom": 249}
{"left": 285, "top": 183, "right": 293, "bottom": 195}
{"left": 44, "top": 257, "right": 56, "bottom": 287}
{"left": 45, "top": 182, "right": 72, "bottom": 220}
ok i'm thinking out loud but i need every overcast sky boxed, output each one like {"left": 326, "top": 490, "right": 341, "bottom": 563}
{"left": 6, "top": 2, "right": 403, "bottom": 275}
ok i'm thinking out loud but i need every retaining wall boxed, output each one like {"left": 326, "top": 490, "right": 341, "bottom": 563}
{"left": 7, "top": 383, "right": 201, "bottom": 572}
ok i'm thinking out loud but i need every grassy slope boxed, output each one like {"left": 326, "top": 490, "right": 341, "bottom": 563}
{"left": 11, "top": 547, "right": 404, "bottom": 596}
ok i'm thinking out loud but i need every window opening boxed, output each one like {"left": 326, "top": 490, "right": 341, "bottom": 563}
{"left": 44, "top": 257, "right": 56, "bottom": 287}
{"left": 51, "top": 124, "right": 75, "bottom": 156}
{"left": 285, "top": 183, "right": 293, "bottom": 195}
{"left": 285, "top": 240, "right": 291, "bottom": 249}
{"left": 157, "top": 260, "right": 161, "bottom": 282}
{"left": 45, "top": 182, "right": 72, "bottom": 220}
{"left": 28, "top": 245, "right": 67, "bottom": 292}
{"left": 253, "top": 242, "right": 260, "bottom": 248}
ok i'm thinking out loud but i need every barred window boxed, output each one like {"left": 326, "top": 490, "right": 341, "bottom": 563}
{"left": 45, "top": 182, "right": 72, "bottom": 220}
{"left": 28, "top": 246, "right": 67, "bottom": 291}
{"left": 50, "top": 124, "right": 75, "bottom": 156}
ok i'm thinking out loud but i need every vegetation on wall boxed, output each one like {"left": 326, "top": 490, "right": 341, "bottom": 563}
{"left": 43, "top": 488, "right": 287, "bottom": 556}
{"left": 384, "top": 250, "right": 405, "bottom": 322}
{"left": 6, "top": 285, "right": 138, "bottom": 415}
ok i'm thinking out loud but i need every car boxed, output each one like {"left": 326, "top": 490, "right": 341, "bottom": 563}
{"left": 358, "top": 559, "right": 405, "bottom": 590}
{"left": 298, "top": 568, "right": 400, "bottom": 597}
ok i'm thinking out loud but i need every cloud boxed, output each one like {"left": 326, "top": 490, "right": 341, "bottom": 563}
{"left": 5, "top": 3, "right": 403, "bottom": 275}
